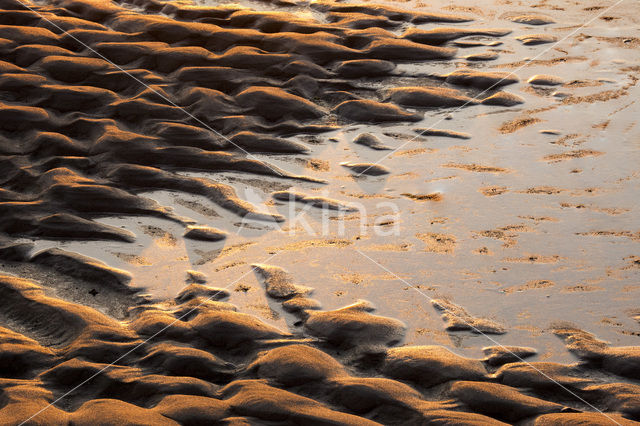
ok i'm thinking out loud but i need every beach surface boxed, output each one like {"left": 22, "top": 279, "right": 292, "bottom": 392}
{"left": 0, "top": 0, "right": 639, "bottom": 423}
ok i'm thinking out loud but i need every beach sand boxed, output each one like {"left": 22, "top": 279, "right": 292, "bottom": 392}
{"left": 0, "top": 0, "right": 639, "bottom": 423}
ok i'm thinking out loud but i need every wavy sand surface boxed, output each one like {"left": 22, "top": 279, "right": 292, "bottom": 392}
{"left": 0, "top": 0, "right": 639, "bottom": 423}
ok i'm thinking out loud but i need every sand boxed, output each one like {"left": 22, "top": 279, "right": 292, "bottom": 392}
{"left": 0, "top": 0, "right": 639, "bottom": 423}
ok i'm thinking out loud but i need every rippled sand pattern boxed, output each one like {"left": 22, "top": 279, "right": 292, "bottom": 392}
{"left": 0, "top": 0, "right": 639, "bottom": 423}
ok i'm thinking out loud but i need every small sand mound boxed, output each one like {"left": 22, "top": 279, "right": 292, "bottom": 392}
{"left": 387, "top": 86, "right": 477, "bottom": 108}
{"left": 252, "top": 263, "right": 314, "bottom": 299}
{"left": 413, "top": 128, "right": 472, "bottom": 139}
{"left": 305, "top": 300, "right": 406, "bottom": 347}
{"left": 335, "top": 59, "right": 396, "bottom": 78}
{"left": 247, "top": 344, "right": 346, "bottom": 385}
{"left": 432, "top": 299, "right": 506, "bottom": 334}
{"left": 482, "top": 346, "right": 538, "bottom": 366}
{"left": 353, "top": 133, "right": 391, "bottom": 150}
{"left": 508, "top": 14, "right": 555, "bottom": 25}
{"left": 341, "top": 162, "right": 391, "bottom": 176}
{"left": 272, "top": 190, "right": 358, "bottom": 211}
{"left": 466, "top": 51, "right": 499, "bottom": 61}
{"left": 517, "top": 34, "right": 558, "bottom": 45}
{"left": 528, "top": 74, "right": 564, "bottom": 85}
{"left": 482, "top": 91, "right": 525, "bottom": 106}
{"left": 403, "top": 27, "right": 511, "bottom": 45}
{"left": 333, "top": 99, "right": 422, "bottom": 122}
{"left": 449, "top": 381, "right": 564, "bottom": 422}
{"left": 383, "top": 346, "right": 487, "bottom": 386}
{"left": 443, "top": 69, "right": 519, "bottom": 89}
{"left": 183, "top": 225, "right": 227, "bottom": 241}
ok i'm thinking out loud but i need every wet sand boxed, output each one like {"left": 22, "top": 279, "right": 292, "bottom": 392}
{"left": 0, "top": 0, "right": 639, "bottom": 423}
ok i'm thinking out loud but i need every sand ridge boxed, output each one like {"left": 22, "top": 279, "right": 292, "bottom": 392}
{"left": 2, "top": 268, "right": 639, "bottom": 424}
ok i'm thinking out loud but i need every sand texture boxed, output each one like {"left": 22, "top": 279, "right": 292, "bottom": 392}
{"left": 0, "top": 0, "right": 639, "bottom": 423}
